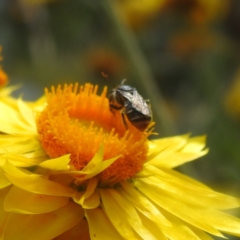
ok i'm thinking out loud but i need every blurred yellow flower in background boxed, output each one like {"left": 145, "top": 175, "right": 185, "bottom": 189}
{"left": 0, "top": 68, "right": 8, "bottom": 89}
{"left": 116, "top": 0, "right": 229, "bottom": 29}
{"left": 0, "top": 47, "right": 21, "bottom": 107}
{"left": 0, "top": 82, "right": 240, "bottom": 239}
{"left": 116, "top": 0, "right": 165, "bottom": 29}
{"left": 190, "top": 0, "right": 229, "bottom": 24}
{"left": 225, "top": 69, "right": 240, "bottom": 121}
{"left": 0, "top": 46, "right": 9, "bottom": 93}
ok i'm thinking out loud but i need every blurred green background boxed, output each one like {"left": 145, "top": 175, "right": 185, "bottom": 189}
{"left": 1, "top": 0, "right": 240, "bottom": 238}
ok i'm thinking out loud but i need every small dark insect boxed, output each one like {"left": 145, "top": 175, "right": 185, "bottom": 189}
{"left": 109, "top": 79, "right": 152, "bottom": 131}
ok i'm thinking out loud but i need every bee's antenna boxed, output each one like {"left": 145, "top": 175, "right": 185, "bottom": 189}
{"left": 121, "top": 79, "right": 127, "bottom": 85}
{"left": 101, "top": 72, "right": 109, "bottom": 80}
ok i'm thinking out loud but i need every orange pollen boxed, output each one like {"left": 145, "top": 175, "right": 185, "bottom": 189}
{"left": 36, "top": 83, "right": 153, "bottom": 184}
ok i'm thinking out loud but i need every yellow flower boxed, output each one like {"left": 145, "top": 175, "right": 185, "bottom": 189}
{"left": 115, "top": 0, "right": 229, "bottom": 29}
{"left": 0, "top": 83, "right": 240, "bottom": 239}
{"left": 115, "top": 0, "right": 165, "bottom": 29}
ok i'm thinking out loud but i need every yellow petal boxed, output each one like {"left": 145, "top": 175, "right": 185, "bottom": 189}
{"left": 119, "top": 181, "right": 171, "bottom": 227}
{"left": 0, "top": 169, "right": 11, "bottom": 188}
{"left": 28, "top": 95, "right": 46, "bottom": 112}
{"left": 76, "top": 178, "right": 100, "bottom": 209}
{"left": 161, "top": 167, "right": 213, "bottom": 189}
{"left": 149, "top": 134, "right": 190, "bottom": 154}
{"left": 0, "top": 136, "right": 41, "bottom": 155}
{"left": 82, "top": 155, "right": 119, "bottom": 179}
{"left": 63, "top": 146, "right": 119, "bottom": 182}
{"left": 181, "top": 135, "right": 207, "bottom": 152}
{"left": 0, "top": 101, "right": 35, "bottom": 134}
{"left": 159, "top": 209, "right": 209, "bottom": 240}
{"left": 147, "top": 135, "right": 208, "bottom": 168}
{"left": 135, "top": 179, "right": 224, "bottom": 237}
{"left": 99, "top": 188, "right": 138, "bottom": 239}
{"left": 138, "top": 209, "right": 210, "bottom": 240}
{"left": 165, "top": 168, "right": 240, "bottom": 209}
{"left": 0, "top": 186, "right": 11, "bottom": 240}
{"left": 147, "top": 150, "right": 208, "bottom": 168}
{"left": 137, "top": 165, "right": 240, "bottom": 209}
{"left": 81, "top": 191, "right": 100, "bottom": 209}
{"left": 3, "top": 202, "right": 84, "bottom": 240}
{"left": 17, "top": 98, "right": 36, "bottom": 127}
{"left": 24, "top": 148, "right": 47, "bottom": 159}
{"left": 198, "top": 208, "right": 240, "bottom": 237}
{"left": 84, "top": 177, "right": 98, "bottom": 199}
{"left": 82, "top": 143, "right": 105, "bottom": 172}
{"left": 107, "top": 188, "right": 158, "bottom": 240}
{"left": 78, "top": 144, "right": 119, "bottom": 178}
{"left": 4, "top": 186, "right": 69, "bottom": 214}
{"left": 0, "top": 85, "right": 19, "bottom": 97}
{"left": 85, "top": 208, "right": 123, "bottom": 240}
{"left": 137, "top": 212, "right": 168, "bottom": 240}
{"left": 54, "top": 219, "right": 90, "bottom": 240}
{"left": 0, "top": 153, "right": 43, "bottom": 168}
{"left": 190, "top": 226, "right": 215, "bottom": 240}
{"left": 3, "top": 161, "right": 74, "bottom": 197}
{"left": 39, "top": 155, "right": 70, "bottom": 171}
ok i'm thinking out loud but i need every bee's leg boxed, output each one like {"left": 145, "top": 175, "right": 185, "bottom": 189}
{"left": 145, "top": 99, "right": 151, "bottom": 106}
{"left": 109, "top": 104, "right": 122, "bottom": 114}
{"left": 121, "top": 112, "right": 128, "bottom": 130}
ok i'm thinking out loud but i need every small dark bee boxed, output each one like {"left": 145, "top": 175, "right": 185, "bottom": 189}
{"left": 109, "top": 80, "right": 152, "bottom": 131}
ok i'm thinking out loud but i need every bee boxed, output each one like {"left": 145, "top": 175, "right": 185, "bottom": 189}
{"left": 109, "top": 80, "right": 152, "bottom": 131}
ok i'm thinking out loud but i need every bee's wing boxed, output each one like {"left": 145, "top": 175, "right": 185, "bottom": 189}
{"left": 131, "top": 90, "right": 151, "bottom": 116}
{"left": 121, "top": 91, "right": 133, "bottom": 102}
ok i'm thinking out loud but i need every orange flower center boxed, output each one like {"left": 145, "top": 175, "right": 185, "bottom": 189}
{"left": 36, "top": 83, "right": 153, "bottom": 185}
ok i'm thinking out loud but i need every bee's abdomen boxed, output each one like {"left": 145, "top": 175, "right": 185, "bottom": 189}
{"left": 125, "top": 108, "right": 151, "bottom": 131}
